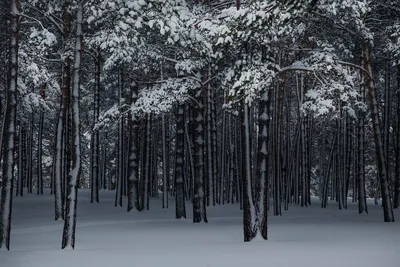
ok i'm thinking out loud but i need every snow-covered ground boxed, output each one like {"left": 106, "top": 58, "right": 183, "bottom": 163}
{"left": 1, "top": 190, "right": 399, "bottom": 267}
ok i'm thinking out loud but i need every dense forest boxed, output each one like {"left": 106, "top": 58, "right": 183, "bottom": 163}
{"left": 0, "top": 0, "right": 400, "bottom": 251}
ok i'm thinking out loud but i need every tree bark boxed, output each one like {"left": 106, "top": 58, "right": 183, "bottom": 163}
{"left": 193, "top": 86, "right": 207, "bottom": 223}
{"left": 0, "top": 0, "right": 19, "bottom": 249}
{"left": 62, "top": 2, "right": 83, "bottom": 248}
{"left": 242, "top": 103, "right": 255, "bottom": 241}
{"left": 358, "top": 60, "right": 367, "bottom": 213}
{"left": 90, "top": 53, "right": 100, "bottom": 203}
{"left": 37, "top": 84, "right": 46, "bottom": 195}
{"left": 128, "top": 81, "right": 139, "bottom": 212}
{"left": 256, "top": 89, "right": 272, "bottom": 240}
{"left": 175, "top": 104, "right": 186, "bottom": 219}
{"left": 394, "top": 64, "right": 400, "bottom": 209}
{"left": 363, "top": 44, "right": 394, "bottom": 222}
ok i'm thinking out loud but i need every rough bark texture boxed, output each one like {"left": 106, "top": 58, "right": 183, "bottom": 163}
{"left": 37, "top": 84, "right": 46, "bottom": 195}
{"left": 256, "top": 90, "right": 272, "bottom": 240}
{"left": 90, "top": 54, "right": 100, "bottom": 203}
{"left": 363, "top": 45, "right": 394, "bottom": 222}
{"left": 358, "top": 61, "right": 367, "bottom": 214}
{"left": 394, "top": 64, "right": 400, "bottom": 209}
{"left": 393, "top": 64, "right": 400, "bottom": 209}
{"left": 175, "top": 104, "right": 186, "bottom": 219}
{"left": 193, "top": 87, "right": 207, "bottom": 223}
{"left": 242, "top": 103, "right": 255, "bottom": 241}
{"left": 0, "top": 0, "right": 19, "bottom": 249}
{"left": 62, "top": 2, "right": 83, "bottom": 249}
{"left": 128, "top": 81, "right": 139, "bottom": 212}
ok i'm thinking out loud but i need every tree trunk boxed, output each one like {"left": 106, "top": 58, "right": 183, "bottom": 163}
{"left": 90, "top": 54, "right": 100, "bottom": 203}
{"left": 162, "top": 115, "right": 169, "bottom": 208}
{"left": 358, "top": 62, "right": 368, "bottom": 213}
{"left": 175, "top": 104, "right": 186, "bottom": 219}
{"left": 115, "top": 68, "right": 123, "bottom": 208}
{"left": 242, "top": 103, "right": 255, "bottom": 241}
{"left": 394, "top": 64, "right": 400, "bottom": 209}
{"left": 37, "top": 84, "right": 46, "bottom": 195}
{"left": 128, "top": 81, "right": 139, "bottom": 212}
{"left": 256, "top": 90, "right": 272, "bottom": 240}
{"left": 61, "top": 2, "right": 83, "bottom": 249}
{"left": 145, "top": 114, "right": 151, "bottom": 210}
{"left": 54, "top": 6, "right": 72, "bottom": 218}
{"left": 193, "top": 86, "right": 207, "bottom": 223}
{"left": 363, "top": 44, "right": 394, "bottom": 222}
{"left": 0, "top": 0, "right": 18, "bottom": 250}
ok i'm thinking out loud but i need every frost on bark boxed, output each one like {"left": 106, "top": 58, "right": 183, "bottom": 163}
{"left": 363, "top": 44, "right": 394, "bottom": 222}
{"left": 175, "top": 104, "right": 186, "bottom": 219}
{"left": 193, "top": 86, "right": 207, "bottom": 223}
{"left": 62, "top": 2, "right": 83, "bottom": 249}
{"left": 0, "top": 0, "right": 19, "bottom": 250}
{"left": 128, "top": 81, "right": 139, "bottom": 212}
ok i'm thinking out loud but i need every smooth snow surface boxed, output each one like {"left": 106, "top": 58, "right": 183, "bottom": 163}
{"left": 1, "top": 190, "right": 399, "bottom": 267}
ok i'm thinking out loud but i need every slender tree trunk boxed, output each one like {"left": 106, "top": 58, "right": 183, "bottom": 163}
{"left": 115, "top": 68, "right": 123, "bottom": 208}
{"left": 193, "top": 86, "right": 207, "bottom": 223}
{"left": 383, "top": 53, "right": 391, "bottom": 199}
{"left": 358, "top": 64, "right": 368, "bottom": 213}
{"left": 256, "top": 90, "right": 272, "bottom": 240}
{"left": 62, "top": 2, "right": 83, "bottom": 248}
{"left": 0, "top": 0, "right": 18, "bottom": 250}
{"left": 127, "top": 82, "right": 139, "bottom": 211}
{"left": 394, "top": 64, "right": 400, "bottom": 209}
{"left": 185, "top": 111, "right": 195, "bottom": 202}
{"left": 220, "top": 104, "right": 227, "bottom": 205}
{"left": 175, "top": 104, "right": 186, "bottom": 219}
{"left": 37, "top": 84, "right": 46, "bottom": 195}
{"left": 54, "top": 6, "right": 72, "bottom": 219}
{"left": 90, "top": 54, "right": 100, "bottom": 203}
{"left": 16, "top": 125, "right": 23, "bottom": 197}
{"left": 363, "top": 44, "right": 394, "bottom": 222}
{"left": 242, "top": 103, "right": 255, "bottom": 241}
{"left": 206, "top": 82, "right": 214, "bottom": 206}
{"left": 145, "top": 114, "right": 151, "bottom": 210}
{"left": 211, "top": 84, "right": 218, "bottom": 205}
{"left": 321, "top": 134, "right": 337, "bottom": 208}
{"left": 162, "top": 115, "right": 168, "bottom": 208}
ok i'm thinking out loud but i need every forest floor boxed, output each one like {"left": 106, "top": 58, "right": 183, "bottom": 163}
{"left": 1, "top": 190, "right": 399, "bottom": 267}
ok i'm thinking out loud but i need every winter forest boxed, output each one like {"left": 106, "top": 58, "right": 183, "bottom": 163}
{"left": 0, "top": 0, "right": 400, "bottom": 265}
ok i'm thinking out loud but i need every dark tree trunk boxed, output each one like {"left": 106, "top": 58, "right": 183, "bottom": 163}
{"left": 62, "top": 2, "right": 83, "bottom": 249}
{"left": 358, "top": 62, "right": 368, "bottom": 213}
{"left": 242, "top": 103, "right": 255, "bottom": 241}
{"left": 394, "top": 64, "right": 400, "bottom": 209}
{"left": 193, "top": 86, "right": 207, "bottom": 223}
{"left": 363, "top": 44, "right": 394, "bottom": 222}
{"left": 175, "top": 104, "right": 186, "bottom": 219}
{"left": 128, "top": 81, "right": 139, "bottom": 212}
{"left": 0, "top": 0, "right": 19, "bottom": 249}
{"left": 256, "top": 89, "right": 272, "bottom": 240}
{"left": 37, "top": 84, "right": 46, "bottom": 195}
{"left": 90, "top": 53, "right": 100, "bottom": 203}
{"left": 115, "top": 68, "right": 123, "bottom": 208}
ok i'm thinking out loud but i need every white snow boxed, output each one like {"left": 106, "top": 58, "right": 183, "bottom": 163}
{"left": 1, "top": 191, "right": 399, "bottom": 267}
